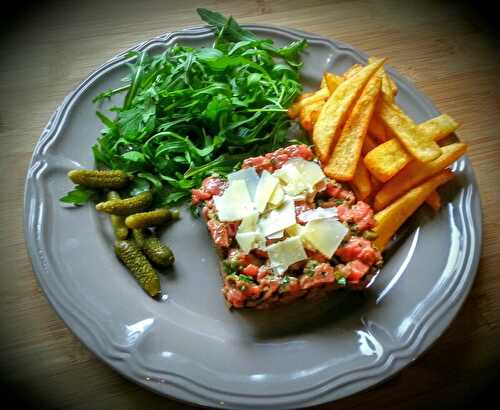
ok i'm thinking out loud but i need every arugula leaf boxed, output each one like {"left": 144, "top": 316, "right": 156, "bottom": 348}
{"left": 129, "top": 178, "right": 150, "bottom": 196}
{"left": 87, "top": 9, "right": 307, "bottom": 207}
{"left": 59, "top": 185, "right": 98, "bottom": 206}
{"left": 197, "top": 8, "right": 256, "bottom": 42}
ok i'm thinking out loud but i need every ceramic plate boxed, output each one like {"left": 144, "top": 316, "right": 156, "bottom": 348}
{"left": 24, "top": 25, "right": 482, "bottom": 409}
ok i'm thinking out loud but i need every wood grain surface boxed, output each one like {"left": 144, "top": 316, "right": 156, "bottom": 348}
{"left": 1, "top": 0, "right": 499, "bottom": 408}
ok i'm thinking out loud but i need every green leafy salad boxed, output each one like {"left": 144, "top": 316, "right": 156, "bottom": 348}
{"left": 62, "top": 9, "right": 308, "bottom": 206}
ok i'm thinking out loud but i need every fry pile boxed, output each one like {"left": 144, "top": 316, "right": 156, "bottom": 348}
{"left": 289, "top": 58, "right": 467, "bottom": 251}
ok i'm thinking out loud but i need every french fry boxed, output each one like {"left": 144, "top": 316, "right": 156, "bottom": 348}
{"left": 364, "top": 114, "right": 460, "bottom": 181}
{"left": 343, "top": 64, "right": 363, "bottom": 79}
{"left": 420, "top": 114, "right": 459, "bottom": 141}
{"left": 368, "top": 57, "right": 395, "bottom": 102}
{"left": 373, "top": 170, "right": 454, "bottom": 250}
{"left": 370, "top": 174, "right": 383, "bottom": 194}
{"left": 325, "top": 70, "right": 382, "bottom": 180}
{"left": 364, "top": 138, "right": 411, "bottom": 182}
{"left": 300, "top": 100, "right": 325, "bottom": 133}
{"left": 288, "top": 87, "right": 330, "bottom": 119}
{"left": 313, "top": 58, "right": 386, "bottom": 162}
{"left": 324, "top": 72, "right": 343, "bottom": 93}
{"left": 377, "top": 99, "right": 442, "bottom": 162}
{"left": 310, "top": 109, "right": 321, "bottom": 125}
{"left": 297, "top": 92, "right": 314, "bottom": 101}
{"left": 373, "top": 142, "right": 467, "bottom": 210}
{"left": 369, "top": 117, "right": 388, "bottom": 143}
{"left": 362, "top": 133, "right": 378, "bottom": 156}
{"left": 351, "top": 161, "right": 372, "bottom": 200}
{"left": 387, "top": 74, "right": 398, "bottom": 97}
{"left": 425, "top": 190, "right": 441, "bottom": 211}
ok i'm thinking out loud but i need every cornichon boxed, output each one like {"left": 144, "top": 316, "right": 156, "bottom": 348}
{"left": 96, "top": 191, "right": 153, "bottom": 216}
{"left": 107, "top": 191, "right": 129, "bottom": 239}
{"left": 125, "top": 208, "right": 179, "bottom": 229}
{"left": 114, "top": 240, "right": 161, "bottom": 297}
{"left": 68, "top": 169, "right": 129, "bottom": 189}
{"left": 132, "top": 229, "right": 174, "bottom": 268}
{"left": 132, "top": 228, "right": 147, "bottom": 249}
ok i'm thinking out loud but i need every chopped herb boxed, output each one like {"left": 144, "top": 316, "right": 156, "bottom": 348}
{"left": 238, "top": 274, "right": 255, "bottom": 283}
{"left": 337, "top": 277, "right": 347, "bottom": 286}
{"left": 304, "top": 260, "right": 320, "bottom": 276}
{"left": 223, "top": 261, "right": 239, "bottom": 275}
{"left": 335, "top": 199, "right": 344, "bottom": 205}
{"left": 349, "top": 223, "right": 359, "bottom": 233}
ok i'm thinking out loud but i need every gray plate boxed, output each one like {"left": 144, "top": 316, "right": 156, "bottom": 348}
{"left": 24, "top": 25, "right": 482, "bottom": 409}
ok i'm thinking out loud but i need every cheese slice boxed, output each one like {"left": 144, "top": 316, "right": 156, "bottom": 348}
{"left": 274, "top": 162, "right": 306, "bottom": 195}
{"left": 268, "top": 184, "right": 285, "bottom": 208}
{"left": 288, "top": 158, "right": 325, "bottom": 190}
{"left": 301, "top": 218, "right": 348, "bottom": 258}
{"left": 237, "top": 213, "right": 259, "bottom": 234}
{"left": 254, "top": 170, "right": 280, "bottom": 213}
{"left": 266, "top": 236, "right": 308, "bottom": 275}
{"left": 257, "top": 198, "right": 296, "bottom": 236}
{"left": 298, "top": 207, "right": 338, "bottom": 223}
{"left": 228, "top": 167, "right": 260, "bottom": 200}
{"left": 285, "top": 224, "right": 304, "bottom": 237}
{"left": 213, "top": 179, "right": 255, "bottom": 221}
{"left": 267, "top": 230, "right": 284, "bottom": 240}
{"left": 274, "top": 158, "right": 325, "bottom": 196}
{"left": 236, "top": 231, "right": 265, "bottom": 253}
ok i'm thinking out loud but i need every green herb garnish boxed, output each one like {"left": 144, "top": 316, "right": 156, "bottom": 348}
{"left": 60, "top": 185, "right": 98, "bottom": 206}
{"left": 79, "top": 9, "right": 307, "bottom": 207}
{"left": 337, "top": 277, "right": 347, "bottom": 286}
{"left": 238, "top": 274, "right": 255, "bottom": 283}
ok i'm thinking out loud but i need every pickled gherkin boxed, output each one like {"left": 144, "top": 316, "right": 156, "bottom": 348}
{"left": 107, "top": 191, "right": 129, "bottom": 239}
{"left": 68, "top": 169, "right": 129, "bottom": 189}
{"left": 132, "top": 228, "right": 147, "bottom": 249}
{"left": 132, "top": 229, "right": 174, "bottom": 268}
{"left": 96, "top": 191, "right": 152, "bottom": 216}
{"left": 125, "top": 208, "right": 178, "bottom": 229}
{"left": 114, "top": 240, "right": 161, "bottom": 297}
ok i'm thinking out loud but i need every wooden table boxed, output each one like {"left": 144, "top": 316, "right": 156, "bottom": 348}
{"left": 1, "top": 0, "right": 499, "bottom": 408}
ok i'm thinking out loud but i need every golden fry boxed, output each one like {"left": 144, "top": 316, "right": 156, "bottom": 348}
{"left": 351, "top": 161, "right": 372, "bottom": 201}
{"left": 425, "top": 190, "right": 441, "bottom": 212}
{"left": 364, "top": 114, "right": 460, "bottom": 180}
{"left": 300, "top": 100, "right": 325, "bottom": 133}
{"left": 343, "top": 64, "right": 363, "bottom": 79}
{"left": 377, "top": 99, "right": 442, "bottom": 162}
{"left": 361, "top": 133, "right": 378, "bottom": 156}
{"left": 296, "top": 92, "right": 314, "bottom": 102}
{"left": 368, "top": 57, "right": 395, "bottom": 102}
{"left": 387, "top": 74, "right": 398, "bottom": 97}
{"left": 364, "top": 138, "right": 411, "bottom": 182}
{"left": 370, "top": 174, "right": 383, "bottom": 195}
{"left": 324, "top": 72, "right": 343, "bottom": 93}
{"left": 325, "top": 70, "right": 382, "bottom": 180}
{"left": 313, "top": 58, "right": 386, "bottom": 162}
{"left": 288, "top": 87, "right": 330, "bottom": 119}
{"left": 373, "top": 142, "right": 467, "bottom": 210}
{"left": 369, "top": 116, "right": 388, "bottom": 143}
{"left": 373, "top": 170, "right": 454, "bottom": 250}
{"left": 420, "top": 114, "right": 459, "bottom": 142}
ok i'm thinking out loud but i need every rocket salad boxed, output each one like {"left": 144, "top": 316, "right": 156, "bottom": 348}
{"left": 62, "top": 9, "right": 308, "bottom": 206}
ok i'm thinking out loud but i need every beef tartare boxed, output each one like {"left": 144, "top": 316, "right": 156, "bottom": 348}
{"left": 192, "top": 145, "right": 382, "bottom": 309}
